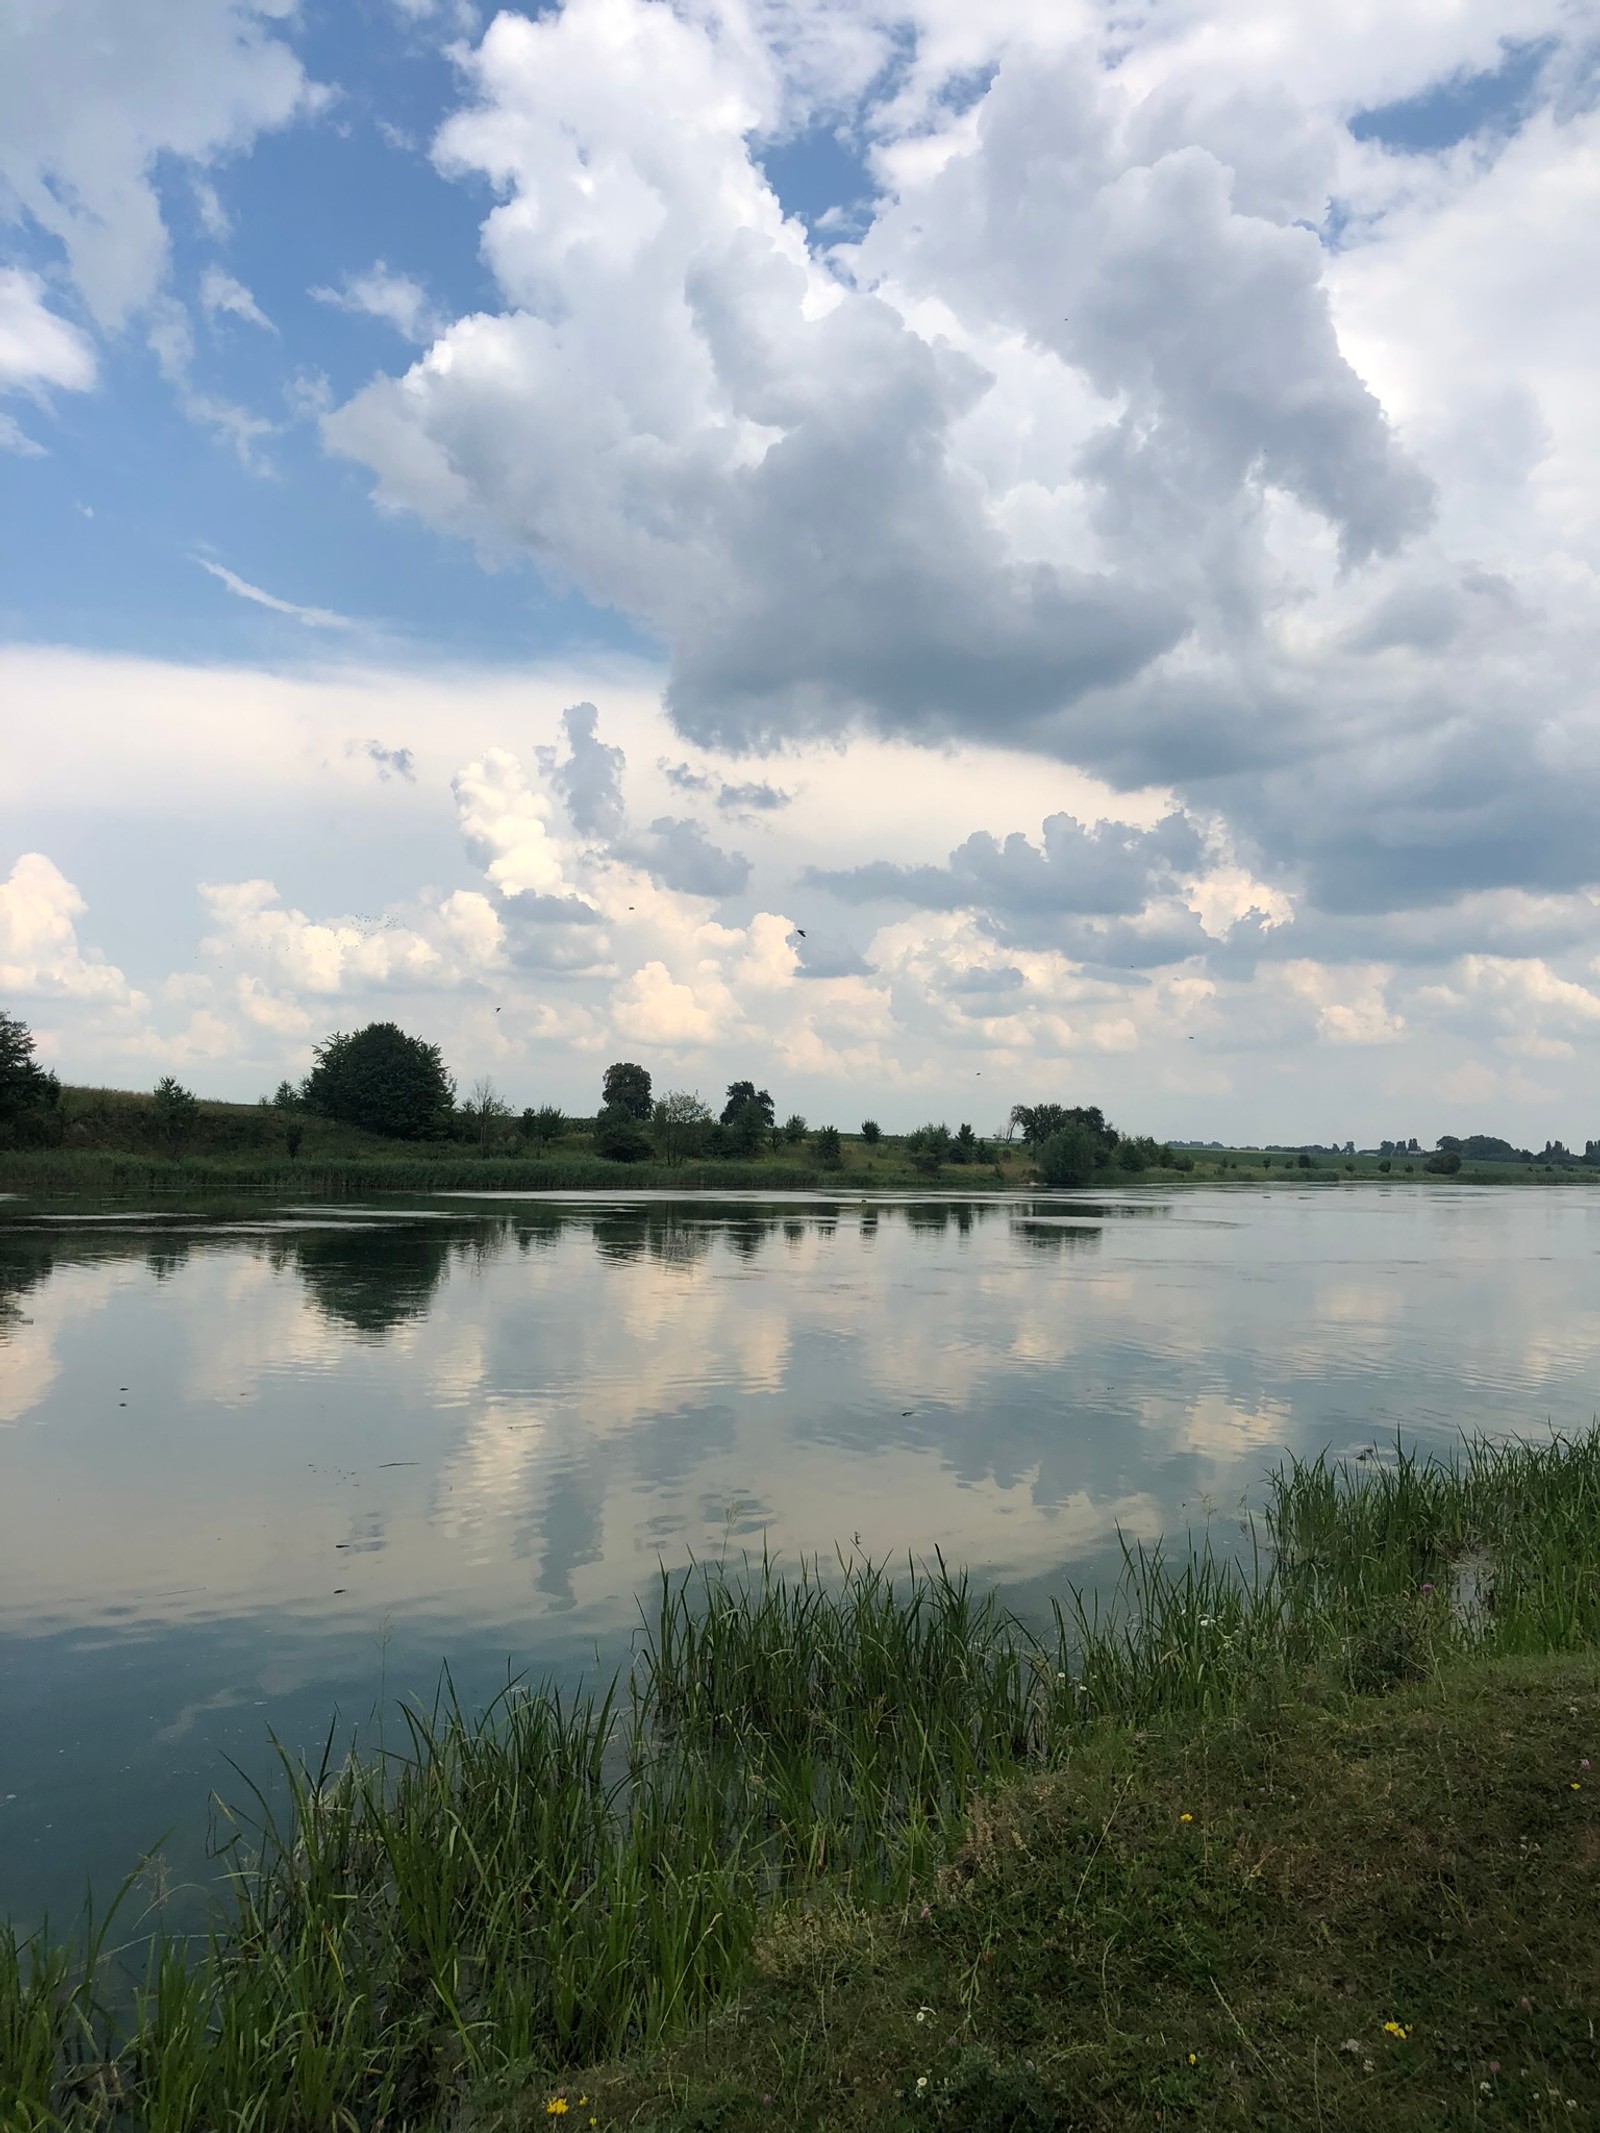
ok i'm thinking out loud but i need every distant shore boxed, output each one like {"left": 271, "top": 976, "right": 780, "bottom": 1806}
{"left": 4, "top": 1082, "right": 1596, "bottom": 1197}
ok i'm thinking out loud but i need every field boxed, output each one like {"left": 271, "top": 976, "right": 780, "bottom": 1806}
{"left": 5, "top": 1431, "right": 1600, "bottom": 2128}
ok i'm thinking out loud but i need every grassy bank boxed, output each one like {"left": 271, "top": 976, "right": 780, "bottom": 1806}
{"left": 6, "top": 1433, "right": 1600, "bottom": 2129}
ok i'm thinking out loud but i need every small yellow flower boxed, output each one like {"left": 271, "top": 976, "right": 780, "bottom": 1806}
{"left": 1570, "top": 1782, "right": 1581, "bottom": 1792}
{"left": 1179, "top": 1812, "right": 1194, "bottom": 1824}
{"left": 1187, "top": 2052, "right": 1198, "bottom": 2065}
{"left": 547, "top": 2101, "right": 570, "bottom": 2118}
{"left": 1382, "top": 2021, "right": 1410, "bottom": 2039}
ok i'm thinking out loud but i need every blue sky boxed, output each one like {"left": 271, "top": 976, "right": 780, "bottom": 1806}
{"left": 3, "top": 1, "right": 1599, "bottom": 1141}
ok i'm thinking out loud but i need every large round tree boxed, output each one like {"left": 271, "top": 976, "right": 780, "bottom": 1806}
{"left": 303, "top": 1023, "right": 455, "bottom": 1139}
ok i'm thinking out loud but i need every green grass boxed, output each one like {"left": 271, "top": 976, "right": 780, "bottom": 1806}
{"left": 6, "top": 1433, "right": 1600, "bottom": 2129}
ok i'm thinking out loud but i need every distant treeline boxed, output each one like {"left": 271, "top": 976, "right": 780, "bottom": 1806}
{"left": 1, "top": 1013, "right": 1185, "bottom": 1181}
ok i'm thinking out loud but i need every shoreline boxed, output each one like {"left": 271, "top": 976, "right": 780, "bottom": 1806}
{"left": 6, "top": 1431, "right": 1600, "bottom": 2128}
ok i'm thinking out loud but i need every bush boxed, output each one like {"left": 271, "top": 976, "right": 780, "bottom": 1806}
{"left": 951, "top": 1122, "right": 981, "bottom": 1164}
{"left": 521, "top": 1103, "right": 567, "bottom": 1151}
{"left": 782, "top": 1113, "right": 807, "bottom": 1145}
{"left": 1036, "top": 1121, "right": 1100, "bottom": 1186}
{"left": 304, "top": 1024, "right": 455, "bottom": 1139}
{"left": 906, "top": 1122, "right": 951, "bottom": 1175}
{"left": 860, "top": 1119, "right": 882, "bottom": 1145}
{"left": 1425, "top": 1149, "right": 1462, "bottom": 1175}
{"left": 813, "top": 1125, "right": 842, "bottom": 1167}
{"left": 595, "top": 1108, "right": 654, "bottom": 1162}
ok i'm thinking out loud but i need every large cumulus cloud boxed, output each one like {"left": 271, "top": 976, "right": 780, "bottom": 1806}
{"left": 318, "top": 0, "right": 1600, "bottom": 961}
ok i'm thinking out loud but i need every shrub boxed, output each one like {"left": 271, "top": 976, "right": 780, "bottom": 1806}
{"left": 907, "top": 1122, "right": 951, "bottom": 1175}
{"left": 813, "top": 1125, "right": 843, "bottom": 1167}
{"left": 521, "top": 1103, "right": 567, "bottom": 1151}
{"left": 1036, "top": 1121, "right": 1100, "bottom": 1186}
{"left": 860, "top": 1119, "right": 881, "bottom": 1145}
{"left": 1425, "top": 1149, "right": 1462, "bottom": 1175}
{"left": 595, "top": 1108, "right": 653, "bottom": 1162}
{"left": 782, "top": 1113, "right": 807, "bottom": 1144}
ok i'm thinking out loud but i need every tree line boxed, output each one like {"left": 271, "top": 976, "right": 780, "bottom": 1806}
{"left": 2, "top": 1011, "right": 1154, "bottom": 1176}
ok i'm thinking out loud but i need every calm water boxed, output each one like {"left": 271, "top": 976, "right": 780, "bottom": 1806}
{"left": 3, "top": 1183, "right": 1598, "bottom": 1930}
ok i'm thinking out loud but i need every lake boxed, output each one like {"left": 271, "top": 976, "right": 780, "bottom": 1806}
{"left": 3, "top": 1183, "right": 1598, "bottom": 1932}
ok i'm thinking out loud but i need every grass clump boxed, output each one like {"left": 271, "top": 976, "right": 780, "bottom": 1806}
{"left": 6, "top": 1431, "right": 1600, "bottom": 2128}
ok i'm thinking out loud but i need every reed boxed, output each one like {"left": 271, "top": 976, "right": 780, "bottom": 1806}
{"left": 6, "top": 1430, "right": 1600, "bottom": 2128}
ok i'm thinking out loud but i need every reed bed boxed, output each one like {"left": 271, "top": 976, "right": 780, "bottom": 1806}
{"left": 6, "top": 1429, "right": 1600, "bottom": 2129}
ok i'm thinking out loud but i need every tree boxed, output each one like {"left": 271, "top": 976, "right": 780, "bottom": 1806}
{"left": 813, "top": 1125, "right": 842, "bottom": 1167}
{"left": 1011, "top": 1101, "right": 1116, "bottom": 1149}
{"left": 595, "top": 1108, "right": 653, "bottom": 1162}
{"left": 726, "top": 1098, "right": 767, "bottom": 1157}
{"left": 950, "top": 1122, "right": 980, "bottom": 1165}
{"left": 720, "top": 1081, "right": 775, "bottom": 1127}
{"left": 0, "top": 1011, "right": 60, "bottom": 1127}
{"left": 1425, "top": 1149, "right": 1462, "bottom": 1175}
{"left": 1036, "top": 1121, "right": 1100, "bottom": 1186}
{"left": 303, "top": 1023, "right": 455, "bottom": 1139}
{"left": 521, "top": 1104, "right": 567, "bottom": 1151}
{"left": 602, "top": 1061, "right": 653, "bottom": 1120}
{"left": 860, "top": 1119, "right": 882, "bottom": 1145}
{"left": 267, "top": 1079, "right": 303, "bottom": 1111}
{"left": 151, "top": 1075, "right": 199, "bottom": 1151}
{"left": 782, "top": 1113, "right": 807, "bottom": 1144}
{"left": 652, "top": 1089, "right": 713, "bottom": 1166}
{"left": 464, "top": 1075, "right": 512, "bottom": 1150}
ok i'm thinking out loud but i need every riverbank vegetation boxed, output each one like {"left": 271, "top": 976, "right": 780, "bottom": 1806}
{"left": 5, "top": 1430, "right": 1600, "bottom": 2128}
{"left": 1, "top": 1011, "right": 1593, "bottom": 1193}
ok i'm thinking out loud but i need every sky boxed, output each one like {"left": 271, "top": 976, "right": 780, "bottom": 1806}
{"left": 2, "top": 0, "right": 1598, "bottom": 1144}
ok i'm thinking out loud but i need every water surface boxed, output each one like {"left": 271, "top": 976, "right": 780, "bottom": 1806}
{"left": 3, "top": 1184, "right": 1597, "bottom": 1928}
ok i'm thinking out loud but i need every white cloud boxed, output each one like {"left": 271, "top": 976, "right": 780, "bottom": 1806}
{"left": 199, "top": 265, "right": 275, "bottom": 332}
{"left": 311, "top": 263, "right": 439, "bottom": 342}
{"left": 0, "top": 0, "right": 315, "bottom": 328}
{"left": 0, "top": 412, "right": 47, "bottom": 457}
{"left": 0, "top": 269, "right": 95, "bottom": 394}
{"left": 195, "top": 557, "right": 353, "bottom": 629}
{"left": 0, "top": 853, "right": 142, "bottom": 1008}
{"left": 196, "top": 878, "right": 500, "bottom": 999}
{"left": 9, "top": 648, "right": 1600, "bottom": 1145}
{"left": 310, "top": 0, "right": 1600, "bottom": 970}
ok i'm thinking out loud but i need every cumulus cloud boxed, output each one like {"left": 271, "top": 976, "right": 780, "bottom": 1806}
{"left": 307, "top": 0, "right": 1600, "bottom": 985}
{"left": 547, "top": 702, "right": 626, "bottom": 841}
{"left": 810, "top": 812, "right": 1203, "bottom": 921}
{"left": 0, "top": 853, "right": 143, "bottom": 1007}
{"left": 197, "top": 879, "right": 502, "bottom": 996}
